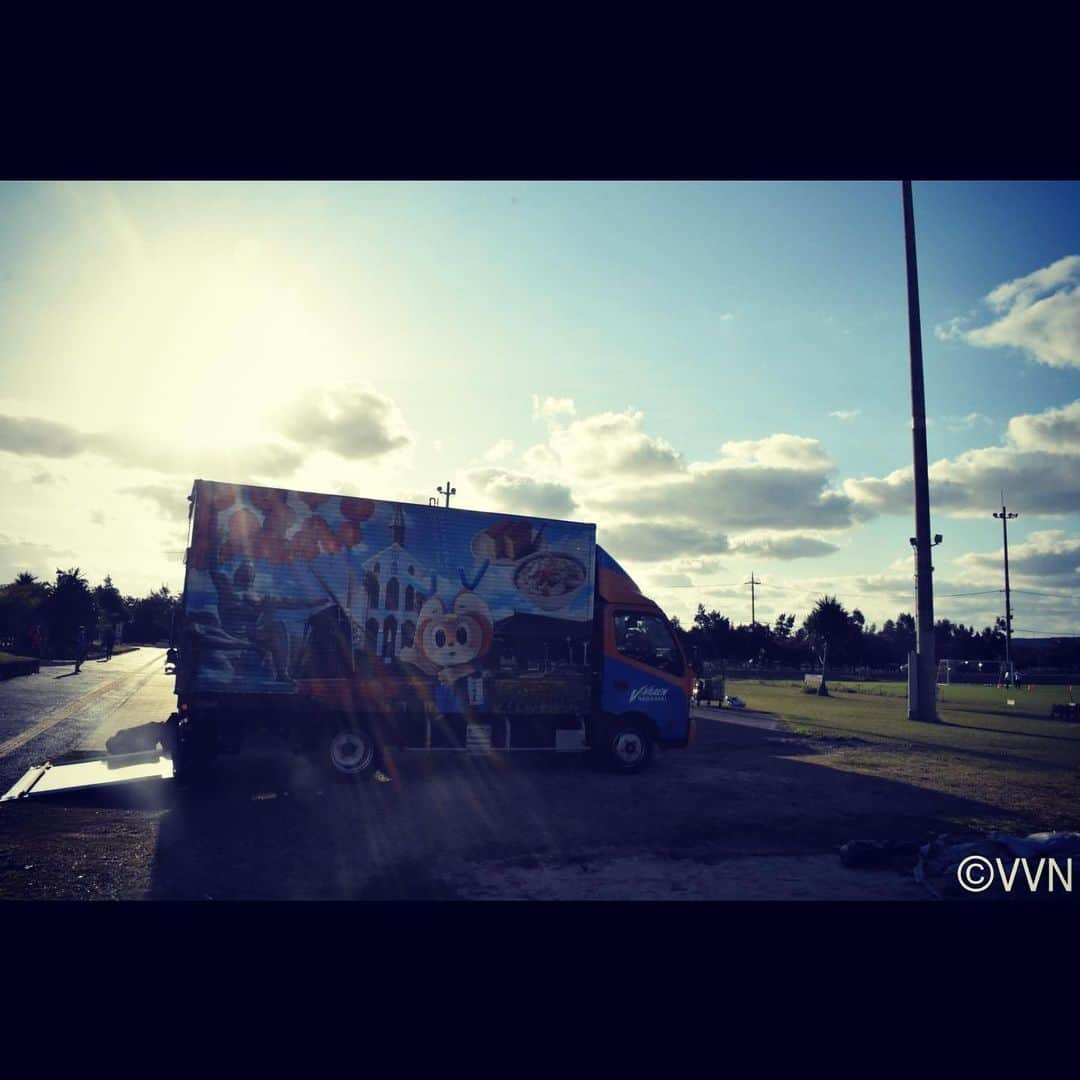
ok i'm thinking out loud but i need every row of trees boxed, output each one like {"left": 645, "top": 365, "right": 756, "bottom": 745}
{"left": 0, "top": 569, "right": 179, "bottom": 658}
{"left": 673, "top": 596, "right": 1080, "bottom": 671}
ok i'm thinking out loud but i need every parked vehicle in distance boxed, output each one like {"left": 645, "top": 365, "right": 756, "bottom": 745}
{"left": 693, "top": 675, "right": 725, "bottom": 706}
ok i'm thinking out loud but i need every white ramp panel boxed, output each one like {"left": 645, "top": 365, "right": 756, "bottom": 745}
{"left": 2, "top": 751, "right": 175, "bottom": 802}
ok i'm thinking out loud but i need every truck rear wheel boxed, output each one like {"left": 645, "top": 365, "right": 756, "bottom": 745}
{"left": 325, "top": 724, "right": 379, "bottom": 781}
{"left": 597, "top": 717, "right": 654, "bottom": 774}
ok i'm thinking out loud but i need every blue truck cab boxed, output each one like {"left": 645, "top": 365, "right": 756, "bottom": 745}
{"left": 590, "top": 546, "right": 694, "bottom": 771}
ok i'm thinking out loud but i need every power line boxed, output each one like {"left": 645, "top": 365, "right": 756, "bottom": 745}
{"left": 938, "top": 589, "right": 1002, "bottom": 598}
{"left": 659, "top": 583, "right": 743, "bottom": 589}
{"left": 1011, "top": 589, "right": 1080, "bottom": 600}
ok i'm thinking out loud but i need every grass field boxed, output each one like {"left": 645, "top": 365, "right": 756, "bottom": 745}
{"left": 725, "top": 678, "right": 1080, "bottom": 832}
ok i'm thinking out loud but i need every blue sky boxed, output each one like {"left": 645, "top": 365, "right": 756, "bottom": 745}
{"left": 1, "top": 181, "right": 1078, "bottom": 635}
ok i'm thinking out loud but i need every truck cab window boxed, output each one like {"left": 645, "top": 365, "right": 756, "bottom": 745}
{"left": 613, "top": 612, "right": 683, "bottom": 675}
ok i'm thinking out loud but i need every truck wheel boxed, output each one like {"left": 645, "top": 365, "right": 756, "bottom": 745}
{"left": 599, "top": 717, "right": 654, "bottom": 774}
{"left": 326, "top": 725, "right": 379, "bottom": 781}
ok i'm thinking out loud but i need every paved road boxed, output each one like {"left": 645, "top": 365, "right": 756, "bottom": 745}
{"left": 0, "top": 649, "right": 174, "bottom": 795}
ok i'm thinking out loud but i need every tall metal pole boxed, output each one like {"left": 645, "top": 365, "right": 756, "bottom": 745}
{"left": 902, "top": 180, "right": 938, "bottom": 723}
{"left": 745, "top": 574, "right": 760, "bottom": 626}
{"left": 994, "top": 496, "right": 1018, "bottom": 686}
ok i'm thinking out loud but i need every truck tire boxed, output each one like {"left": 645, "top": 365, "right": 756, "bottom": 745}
{"left": 597, "top": 716, "right": 654, "bottom": 774}
{"left": 325, "top": 723, "right": 380, "bottom": 781}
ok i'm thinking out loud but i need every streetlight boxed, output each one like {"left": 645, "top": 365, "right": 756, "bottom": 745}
{"left": 437, "top": 481, "right": 456, "bottom": 509}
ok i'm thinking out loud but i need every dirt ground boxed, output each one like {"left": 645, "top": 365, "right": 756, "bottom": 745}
{"left": 3, "top": 704, "right": 1047, "bottom": 901}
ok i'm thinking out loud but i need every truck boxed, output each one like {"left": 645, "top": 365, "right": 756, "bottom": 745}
{"left": 3, "top": 480, "right": 695, "bottom": 800}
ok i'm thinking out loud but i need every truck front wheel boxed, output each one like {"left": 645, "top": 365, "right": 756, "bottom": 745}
{"left": 596, "top": 717, "right": 654, "bottom": 774}
{"left": 326, "top": 724, "right": 379, "bottom": 781}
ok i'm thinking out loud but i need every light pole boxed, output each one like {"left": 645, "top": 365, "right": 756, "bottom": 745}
{"left": 993, "top": 496, "right": 1018, "bottom": 686}
{"left": 437, "top": 481, "right": 456, "bottom": 508}
{"left": 902, "top": 180, "right": 940, "bottom": 724}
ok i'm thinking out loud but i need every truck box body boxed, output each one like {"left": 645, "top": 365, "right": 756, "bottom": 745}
{"left": 180, "top": 482, "right": 596, "bottom": 734}
{"left": 175, "top": 479, "right": 691, "bottom": 763}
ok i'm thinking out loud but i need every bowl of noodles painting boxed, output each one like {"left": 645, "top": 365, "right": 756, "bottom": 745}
{"left": 512, "top": 552, "right": 587, "bottom": 611}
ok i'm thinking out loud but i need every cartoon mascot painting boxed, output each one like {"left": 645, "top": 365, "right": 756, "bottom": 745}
{"left": 400, "top": 564, "right": 493, "bottom": 713}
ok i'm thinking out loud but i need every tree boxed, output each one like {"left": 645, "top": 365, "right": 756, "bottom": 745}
{"left": 0, "top": 572, "right": 51, "bottom": 655}
{"left": 43, "top": 568, "right": 97, "bottom": 657}
{"left": 126, "top": 584, "right": 178, "bottom": 644}
{"left": 803, "top": 596, "right": 852, "bottom": 656}
{"left": 94, "top": 574, "right": 128, "bottom": 630}
{"left": 693, "top": 605, "right": 733, "bottom": 660}
{"left": 803, "top": 596, "right": 854, "bottom": 692}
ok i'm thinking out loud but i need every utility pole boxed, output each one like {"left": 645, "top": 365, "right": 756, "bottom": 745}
{"left": 993, "top": 494, "right": 1018, "bottom": 687}
{"left": 745, "top": 574, "right": 760, "bottom": 626}
{"left": 902, "top": 180, "right": 939, "bottom": 723}
{"left": 437, "top": 481, "right": 456, "bottom": 508}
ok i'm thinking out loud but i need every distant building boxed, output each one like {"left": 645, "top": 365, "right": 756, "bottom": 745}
{"left": 355, "top": 505, "right": 428, "bottom": 661}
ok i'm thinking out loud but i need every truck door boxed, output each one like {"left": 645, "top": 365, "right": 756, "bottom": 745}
{"left": 601, "top": 608, "right": 690, "bottom": 744}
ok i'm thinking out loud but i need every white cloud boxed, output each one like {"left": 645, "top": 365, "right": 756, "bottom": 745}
{"left": 731, "top": 533, "right": 841, "bottom": 560}
{"left": 1005, "top": 399, "right": 1080, "bottom": 455}
{"left": 717, "top": 434, "right": 834, "bottom": 473}
{"left": 829, "top": 409, "right": 860, "bottom": 421}
{"left": 531, "top": 395, "right": 577, "bottom": 424}
{"left": 956, "top": 529, "right": 1080, "bottom": 586}
{"left": 282, "top": 384, "right": 412, "bottom": 460}
{"left": 490, "top": 402, "right": 865, "bottom": 553}
{"left": 845, "top": 398, "right": 1080, "bottom": 517}
{"left": 647, "top": 572, "right": 694, "bottom": 588}
{"left": 0, "top": 410, "right": 306, "bottom": 480}
{"left": 942, "top": 412, "right": 993, "bottom": 432}
{"left": 483, "top": 439, "right": 515, "bottom": 463}
{"left": 0, "top": 534, "right": 77, "bottom": 582}
{"left": 463, "top": 467, "right": 577, "bottom": 519}
{"left": 550, "top": 409, "right": 684, "bottom": 483}
{"left": 121, "top": 485, "right": 191, "bottom": 521}
{"left": 597, "top": 522, "right": 729, "bottom": 563}
{"left": 936, "top": 255, "right": 1080, "bottom": 369}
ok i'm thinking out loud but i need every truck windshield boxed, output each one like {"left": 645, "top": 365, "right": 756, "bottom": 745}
{"left": 613, "top": 612, "right": 684, "bottom": 676}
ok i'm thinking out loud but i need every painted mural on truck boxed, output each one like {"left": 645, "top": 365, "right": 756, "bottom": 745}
{"left": 180, "top": 481, "right": 596, "bottom": 711}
